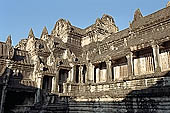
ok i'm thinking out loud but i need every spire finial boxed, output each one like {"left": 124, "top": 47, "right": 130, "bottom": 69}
{"left": 133, "top": 8, "right": 143, "bottom": 21}
{"left": 40, "top": 26, "right": 48, "bottom": 39}
{"left": 6, "top": 35, "right": 12, "bottom": 47}
{"left": 42, "top": 26, "right": 48, "bottom": 34}
{"left": 28, "top": 28, "right": 35, "bottom": 38}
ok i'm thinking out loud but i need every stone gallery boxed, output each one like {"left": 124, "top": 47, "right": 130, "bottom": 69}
{"left": 0, "top": 2, "right": 170, "bottom": 113}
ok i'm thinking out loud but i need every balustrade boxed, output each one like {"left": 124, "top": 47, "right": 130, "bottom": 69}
{"left": 134, "top": 53, "right": 154, "bottom": 75}
{"left": 113, "top": 64, "right": 128, "bottom": 81}
{"left": 160, "top": 48, "right": 170, "bottom": 71}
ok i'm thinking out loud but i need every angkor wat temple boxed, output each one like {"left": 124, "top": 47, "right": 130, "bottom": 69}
{"left": 1, "top": 2, "right": 170, "bottom": 113}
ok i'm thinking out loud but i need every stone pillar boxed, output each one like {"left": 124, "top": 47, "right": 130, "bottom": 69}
{"left": 96, "top": 67, "right": 100, "bottom": 83}
{"left": 68, "top": 64, "right": 76, "bottom": 83}
{"left": 68, "top": 68, "right": 72, "bottom": 82}
{"left": 152, "top": 44, "right": 161, "bottom": 72}
{"left": 51, "top": 69, "right": 59, "bottom": 93}
{"left": 73, "top": 65, "right": 77, "bottom": 83}
{"left": 87, "top": 63, "right": 94, "bottom": 83}
{"left": 126, "top": 52, "right": 134, "bottom": 77}
{"left": 35, "top": 74, "right": 43, "bottom": 103}
{"left": 79, "top": 65, "right": 83, "bottom": 83}
{"left": 106, "top": 60, "right": 112, "bottom": 82}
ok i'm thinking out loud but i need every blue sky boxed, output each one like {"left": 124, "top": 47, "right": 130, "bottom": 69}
{"left": 0, "top": 0, "right": 169, "bottom": 45}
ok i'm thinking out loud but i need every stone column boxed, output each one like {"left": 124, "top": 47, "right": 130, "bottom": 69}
{"left": 51, "top": 68, "right": 59, "bottom": 93}
{"left": 87, "top": 63, "right": 94, "bottom": 83}
{"left": 106, "top": 60, "right": 112, "bottom": 82}
{"left": 68, "top": 68, "right": 72, "bottom": 82}
{"left": 35, "top": 74, "right": 43, "bottom": 103}
{"left": 84, "top": 65, "right": 88, "bottom": 83}
{"left": 73, "top": 65, "right": 77, "bottom": 83}
{"left": 79, "top": 65, "right": 83, "bottom": 83}
{"left": 96, "top": 67, "right": 100, "bottom": 83}
{"left": 152, "top": 44, "right": 161, "bottom": 72}
{"left": 35, "top": 74, "right": 43, "bottom": 102}
{"left": 68, "top": 64, "right": 76, "bottom": 83}
{"left": 86, "top": 64, "right": 89, "bottom": 83}
{"left": 126, "top": 52, "right": 134, "bottom": 77}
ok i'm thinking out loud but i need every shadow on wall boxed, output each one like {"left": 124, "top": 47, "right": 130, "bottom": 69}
{"left": 0, "top": 67, "right": 170, "bottom": 113}
{"left": 0, "top": 68, "right": 69, "bottom": 113}
{"left": 68, "top": 71, "right": 170, "bottom": 113}
{"left": 123, "top": 72, "right": 170, "bottom": 113}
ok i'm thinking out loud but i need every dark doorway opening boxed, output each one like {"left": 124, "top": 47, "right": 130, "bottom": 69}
{"left": 42, "top": 75, "right": 53, "bottom": 92}
{"left": 59, "top": 69, "right": 69, "bottom": 93}
{"left": 4, "top": 91, "right": 35, "bottom": 113}
{"left": 82, "top": 65, "right": 87, "bottom": 83}
{"left": 75, "top": 66, "right": 79, "bottom": 83}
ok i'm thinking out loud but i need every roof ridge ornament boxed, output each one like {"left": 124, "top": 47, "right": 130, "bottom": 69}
{"left": 6, "top": 35, "right": 14, "bottom": 59}
{"left": 40, "top": 26, "right": 48, "bottom": 39}
{"left": 6, "top": 35, "right": 12, "bottom": 47}
{"left": 42, "top": 26, "right": 48, "bottom": 35}
{"left": 133, "top": 8, "right": 143, "bottom": 21}
{"left": 101, "top": 14, "right": 115, "bottom": 24}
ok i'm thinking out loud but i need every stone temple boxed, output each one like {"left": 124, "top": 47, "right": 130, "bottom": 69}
{"left": 0, "top": 2, "right": 170, "bottom": 113}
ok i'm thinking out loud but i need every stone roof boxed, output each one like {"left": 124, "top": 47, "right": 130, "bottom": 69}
{"left": 101, "top": 28, "right": 129, "bottom": 45}
{"left": 131, "top": 6, "right": 170, "bottom": 29}
{"left": 71, "top": 25, "right": 85, "bottom": 35}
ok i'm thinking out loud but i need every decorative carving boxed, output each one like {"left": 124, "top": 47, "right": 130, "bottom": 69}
{"left": 47, "top": 52, "right": 55, "bottom": 66}
{"left": 51, "top": 19, "right": 71, "bottom": 37}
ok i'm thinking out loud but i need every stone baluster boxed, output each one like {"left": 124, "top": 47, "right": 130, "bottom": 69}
{"left": 152, "top": 44, "right": 161, "bottom": 72}
{"left": 106, "top": 60, "right": 112, "bottom": 82}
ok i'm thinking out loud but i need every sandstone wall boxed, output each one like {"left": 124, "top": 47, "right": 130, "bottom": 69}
{"left": 65, "top": 72, "right": 170, "bottom": 113}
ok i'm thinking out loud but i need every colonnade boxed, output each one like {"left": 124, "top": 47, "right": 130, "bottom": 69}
{"left": 35, "top": 43, "right": 165, "bottom": 95}
{"left": 67, "top": 43, "right": 163, "bottom": 84}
